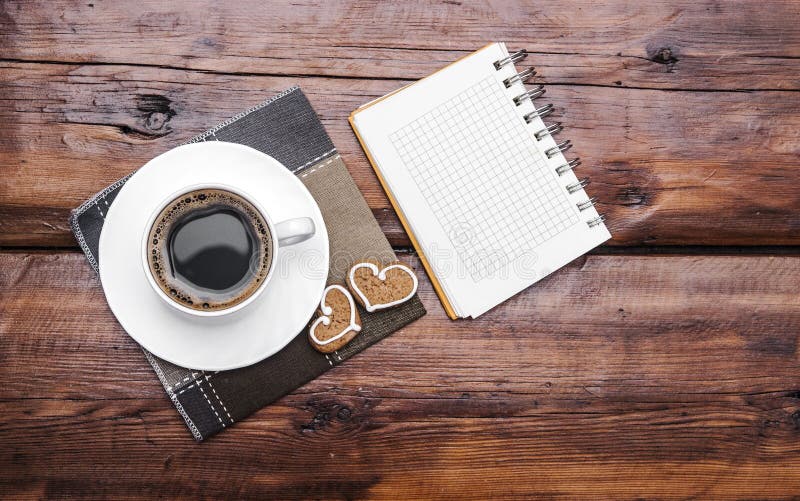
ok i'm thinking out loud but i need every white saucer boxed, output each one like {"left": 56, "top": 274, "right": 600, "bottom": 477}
{"left": 99, "top": 142, "right": 329, "bottom": 370}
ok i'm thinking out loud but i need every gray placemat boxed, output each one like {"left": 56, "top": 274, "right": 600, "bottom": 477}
{"left": 70, "top": 87, "right": 426, "bottom": 440}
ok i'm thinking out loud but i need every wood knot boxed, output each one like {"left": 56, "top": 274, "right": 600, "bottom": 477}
{"left": 301, "top": 399, "right": 356, "bottom": 432}
{"left": 301, "top": 407, "right": 333, "bottom": 432}
{"left": 792, "top": 410, "right": 800, "bottom": 430}
{"left": 134, "top": 94, "right": 176, "bottom": 133}
{"left": 336, "top": 406, "right": 352, "bottom": 421}
{"left": 646, "top": 44, "right": 679, "bottom": 72}
{"left": 615, "top": 186, "right": 651, "bottom": 207}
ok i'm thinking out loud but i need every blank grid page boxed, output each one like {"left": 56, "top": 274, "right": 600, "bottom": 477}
{"left": 389, "top": 76, "right": 579, "bottom": 281}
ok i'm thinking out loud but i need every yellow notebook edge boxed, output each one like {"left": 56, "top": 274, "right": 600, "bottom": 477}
{"left": 347, "top": 43, "right": 499, "bottom": 320}
{"left": 349, "top": 111, "right": 459, "bottom": 320}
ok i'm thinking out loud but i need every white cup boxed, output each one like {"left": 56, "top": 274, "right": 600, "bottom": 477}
{"left": 141, "top": 183, "right": 315, "bottom": 317}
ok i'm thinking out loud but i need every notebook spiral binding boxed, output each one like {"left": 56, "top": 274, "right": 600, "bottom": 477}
{"left": 495, "top": 49, "right": 604, "bottom": 229}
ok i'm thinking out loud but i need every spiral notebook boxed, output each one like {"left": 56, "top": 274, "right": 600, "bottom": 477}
{"left": 350, "top": 42, "right": 611, "bottom": 319}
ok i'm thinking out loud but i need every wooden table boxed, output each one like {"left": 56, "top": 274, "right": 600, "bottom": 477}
{"left": 2, "top": 1, "right": 800, "bottom": 498}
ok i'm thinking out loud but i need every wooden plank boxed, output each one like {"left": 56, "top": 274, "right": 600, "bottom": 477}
{"left": 2, "top": 62, "right": 800, "bottom": 248}
{"left": 1, "top": 0, "right": 799, "bottom": 90}
{"left": 2, "top": 251, "right": 800, "bottom": 498}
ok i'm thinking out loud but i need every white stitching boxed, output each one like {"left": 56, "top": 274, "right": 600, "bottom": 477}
{"left": 324, "top": 354, "right": 333, "bottom": 367}
{"left": 294, "top": 148, "right": 337, "bottom": 174}
{"left": 175, "top": 382, "right": 197, "bottom": 396}
{"left": 142, "top": 350, "right": 203, "bottom": 441}
{"left": 194, "top": 372, "right": 224, "bottom": 427}
{"left": 299, "top": 154, "right": 340, "bottom": 178}
{"left": 206, "top": 376, "right": 233, "bottom": 423}
{"left": 187, "top": 86, "right": 300, "bottom": 143}
{"left": 72, "top": 172, "right": 134, "bottom": 218}
{"left": 165, "top": 374, "right": 196, "bottom": 392}
{"left": 69, "top": 213, "right": 99, "bottom": 272}
{"left": 70, "top": 173, "right": 135, "bottom": 273}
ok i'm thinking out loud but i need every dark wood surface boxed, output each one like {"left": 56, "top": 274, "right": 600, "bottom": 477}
{"left": 1, "top": 1, "right": 799, "bottom": 498}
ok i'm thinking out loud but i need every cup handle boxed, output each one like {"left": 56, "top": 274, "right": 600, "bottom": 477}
{"left": 275, "top": 217, "right": 315, "bottom": 247}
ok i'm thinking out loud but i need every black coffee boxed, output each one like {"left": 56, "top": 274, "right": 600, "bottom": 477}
{"left": 147, "top": 189, "right": 273, "bottom": 312}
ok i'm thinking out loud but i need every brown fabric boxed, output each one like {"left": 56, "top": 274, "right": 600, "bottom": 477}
{"left": 300, "top": 156, "right": 397, "bottom": 281}
{"left": 298, "top": 156, "right": 426, "bottom": 362}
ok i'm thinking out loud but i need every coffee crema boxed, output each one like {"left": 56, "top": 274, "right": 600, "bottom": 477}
{"left": 147, "top": 188, "right": 274, "bottom": 312}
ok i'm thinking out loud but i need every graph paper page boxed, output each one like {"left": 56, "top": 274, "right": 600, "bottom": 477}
{"left": 352, "top": 43, "right": 610, "bottom": 317}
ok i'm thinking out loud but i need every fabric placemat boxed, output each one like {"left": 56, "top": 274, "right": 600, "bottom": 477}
{"left": 69, "top": 87, "right": 426, "bottom": 440}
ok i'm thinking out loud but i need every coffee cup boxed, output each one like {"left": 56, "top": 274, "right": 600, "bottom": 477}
{"left": 141, "top": 183, "right": 314, "bottom": 317}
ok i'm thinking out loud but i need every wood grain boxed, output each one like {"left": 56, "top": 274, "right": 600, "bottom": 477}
{"left": 2, "top": 62, "right": 800, "bottom": 248}
{"left": 2, "top": 0, "right": 799, "bottom": 497}
{"left": 2, "top": 0, "right": 799, "bottom": 90}
{"left": 2, "top": 251, "right": 800, "bottom": 499}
